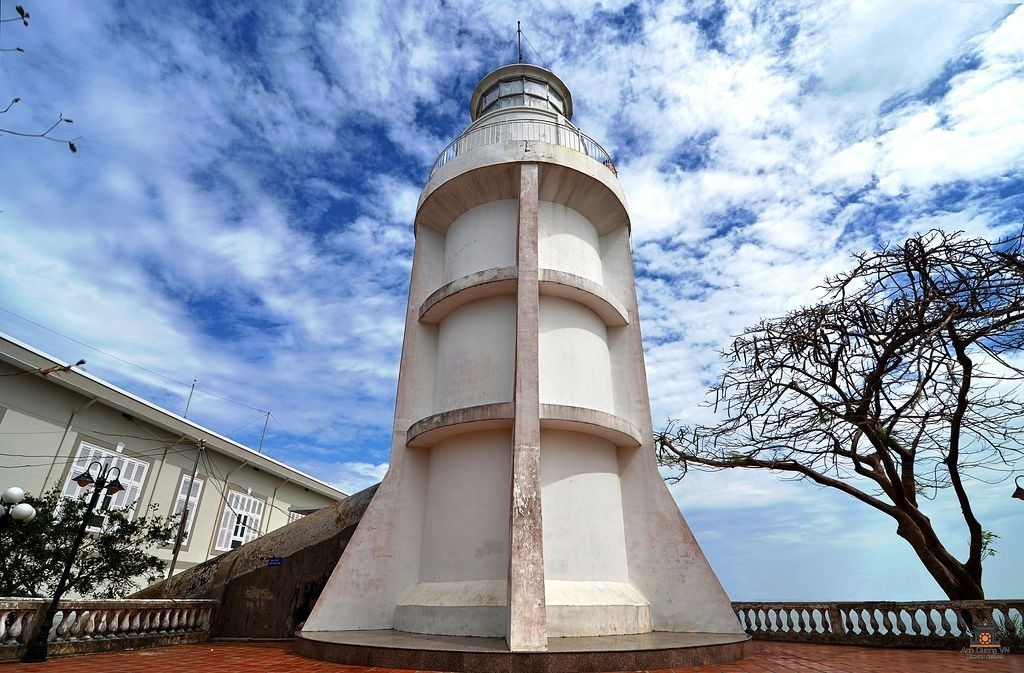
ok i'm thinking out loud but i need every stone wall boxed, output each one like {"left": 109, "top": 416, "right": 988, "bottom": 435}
{"left": 134, "top": 483, "right": 377, "bottom": 639}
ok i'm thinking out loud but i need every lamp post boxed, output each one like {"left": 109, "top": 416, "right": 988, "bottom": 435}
{"left": 21, "top": 461, "right": 124, "bottom": 663}
{"left": 1, "top": 486, "right": 37, "bottom": 531}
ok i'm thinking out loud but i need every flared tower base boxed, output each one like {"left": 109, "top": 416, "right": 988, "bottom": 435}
{"left": 295, "top": 629, "right": 752, "bottom": 672}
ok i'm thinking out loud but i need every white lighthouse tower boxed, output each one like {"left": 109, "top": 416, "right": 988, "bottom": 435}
{"left": 300, "top": 62, "right": 747, "bottom": 667}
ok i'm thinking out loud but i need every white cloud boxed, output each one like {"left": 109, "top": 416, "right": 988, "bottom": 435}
{"left": 3, "top": 0, "right": 1023, "bottom": 601}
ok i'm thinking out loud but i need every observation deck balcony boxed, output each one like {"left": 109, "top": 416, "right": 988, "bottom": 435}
{"left": 428, "top": 118, "right": 616, "bottom": 179}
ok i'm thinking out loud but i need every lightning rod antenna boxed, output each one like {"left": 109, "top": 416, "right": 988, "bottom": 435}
{"left": 517, "top": 20, "right": 523, "bottom": 63}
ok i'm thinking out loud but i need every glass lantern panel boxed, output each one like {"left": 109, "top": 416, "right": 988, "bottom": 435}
{"left": 524, "top": 79, "right": 547, "bottom": 97}
{"left": 499, "top": 78, "right": 524, "bottom": 96}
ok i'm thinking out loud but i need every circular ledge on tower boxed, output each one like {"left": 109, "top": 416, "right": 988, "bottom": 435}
{"left": 418, "top": 153, "right": 628, "bottom": 236}
{"left": 539, "top": 269, "right": 630, "bottom": 326}
{"left": 407, "top": 402, "right": 515, "bottom": 448}
{"left": 540, "top": 404, "right": 642, "bottom": 447}
{"left": 419, "top": 267, "right": 518, "bottom": 324}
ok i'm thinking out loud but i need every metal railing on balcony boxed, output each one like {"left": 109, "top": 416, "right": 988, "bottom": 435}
{"left": 429, "top": 119, "right": 616, "bottom": 178}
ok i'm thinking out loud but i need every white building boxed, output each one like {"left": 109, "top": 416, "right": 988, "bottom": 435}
{"left": 0, "top": 332, "right": 346, "bottom": 576}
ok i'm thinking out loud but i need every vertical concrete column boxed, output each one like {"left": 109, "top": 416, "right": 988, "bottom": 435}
{"left": 507, "top": 162, "right": 546, "bottom": 651}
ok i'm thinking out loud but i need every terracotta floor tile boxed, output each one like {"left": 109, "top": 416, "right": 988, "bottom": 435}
{"left": 1, "top": 641, "right": 1022, "bottom": 672}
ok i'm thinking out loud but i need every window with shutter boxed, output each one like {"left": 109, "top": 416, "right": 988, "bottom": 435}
{"left": 61, "top": 441, "right": 149, "bottom": 531}
{"left": 214, "top": 489, "right": 265, "bottom": 551}
{"left": 171, "top": 475, "right": 204, "bottom": 539}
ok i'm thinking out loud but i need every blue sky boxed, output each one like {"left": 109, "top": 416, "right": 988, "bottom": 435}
{"left": 2, "top": 1, "right": 1022, "bottom": 601}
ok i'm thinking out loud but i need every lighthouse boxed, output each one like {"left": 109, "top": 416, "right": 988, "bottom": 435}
{"left": 300, "top": 62, "right": 747, "bottom": 666}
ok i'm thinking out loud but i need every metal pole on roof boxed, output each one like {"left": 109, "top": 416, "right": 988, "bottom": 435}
{"left": 165, "top": 438, "right": 204, "bottom": 586}
{"left": 183, "top": 378, "right": 197, "bottom": 418}
{"left": 257, "top": 411, "right": 270, "bottom": 454}
{"left": 517, "top": 20, "right": 523, "bottom": 63}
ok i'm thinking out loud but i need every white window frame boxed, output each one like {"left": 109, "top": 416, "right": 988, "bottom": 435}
{"left": 61, "top": 441, "right": 149, "bottom": 531}
{"left": 286, "top": 510, "right": 303, "bottom": 524}
{"left": 170, "top": 474, "right": 204, "bottom": 541}
{"left": 214, "top": 489, "right": 265, "bottom": 551}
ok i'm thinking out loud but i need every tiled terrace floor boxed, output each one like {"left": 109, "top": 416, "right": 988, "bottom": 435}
{"left": 2, "top": 640, "right": 1021, "bottom": 673}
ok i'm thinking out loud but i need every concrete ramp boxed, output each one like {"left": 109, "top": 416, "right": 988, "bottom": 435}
{"left": 134, "top": 483, "right": 377, "bottom": 639}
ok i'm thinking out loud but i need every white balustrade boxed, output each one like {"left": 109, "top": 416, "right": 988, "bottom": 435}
{"left": 732, "top": 600, "right": 1023, "bottom": 649}
{"left": 429, "top": 119, "right": 615, "bottom": 178}
{"left": 0, "top": 599, "right": 217, "bottom": 661}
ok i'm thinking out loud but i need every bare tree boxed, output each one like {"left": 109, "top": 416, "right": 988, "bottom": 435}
{"left": 656, "top": 229, "right": 1024, "bottom": 600}
{"left": 1, "top": 3, "right": 78, "bottom": 152}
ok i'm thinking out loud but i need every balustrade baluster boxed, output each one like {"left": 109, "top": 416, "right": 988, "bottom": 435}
{"left": 0, "top": 610, "right": 10, "bottom": 645}
{"left": 864, "top": 609, "right": 877, "bottom": 634}
{"left": 71, "top": 609, "right": 90, "bottom": 642}
{"left": 842, "top": 608, "right": 855, "bottom": 634}
{"left": 80, "top": 610, "right": 95, "bottom": 640}
{"left": 108, "top": 609, "right": 122, "bottom": 638}
{"left": 825, "top": 607, "right": 842, "bottom": 635}
{"left": 884, "top": 610, "right": 898, "bottom": 635}
{"left": 7, "top": 611, "right": 24, "bottom": 645}
{"left": 855, "top": 609, "right": 870, "bottom": 634}
{"left": 894, "top": 609, "right": 908, "bottom": 636}
{"left": 98, "top": 609, "right": 112, "bottom": 640}
{"left": 866, "top": 609, "right": 879, "bottom": 635}
{"left": 915, "top": 607, "right": 928, "bottom": 636}
{"left": 54, "top": 609, "right": 72, "bottom": 642}
{"left": 48, "top": 609, "right": 66, "bottom": 643}
{"left": 957, "top": 608, "right": 974, "bottom": 637}
{"left": 1004, "top": 607, "right": 1020, "bottom": 637}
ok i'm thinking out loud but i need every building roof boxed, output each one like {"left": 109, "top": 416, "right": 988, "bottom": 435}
{"left": 0, "top": 332, "right": 348, "bottom": 500}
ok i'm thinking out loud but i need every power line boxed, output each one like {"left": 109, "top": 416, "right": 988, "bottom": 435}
{"left": 0, "top": 304, "right": 270, "bottom": 415}
{"left": 200, "top": 451, "right": 269, "bottom": 538}
{"left": 519, "top": 24, "right": 549, "bottom": 69}
{"left": 0, "top": 441, "right": 200, "bottom": 470}
{"left": 201, "top": 448, "right": 303, "bottom": 533}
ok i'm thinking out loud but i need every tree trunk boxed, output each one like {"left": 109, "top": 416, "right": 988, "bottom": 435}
{"left": 894, "top": 516, "right": 984, "bottom": 600}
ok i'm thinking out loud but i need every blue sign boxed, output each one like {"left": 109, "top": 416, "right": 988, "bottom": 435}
{"left": 267, "top": 556, "right": 283, "bottom": 566}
